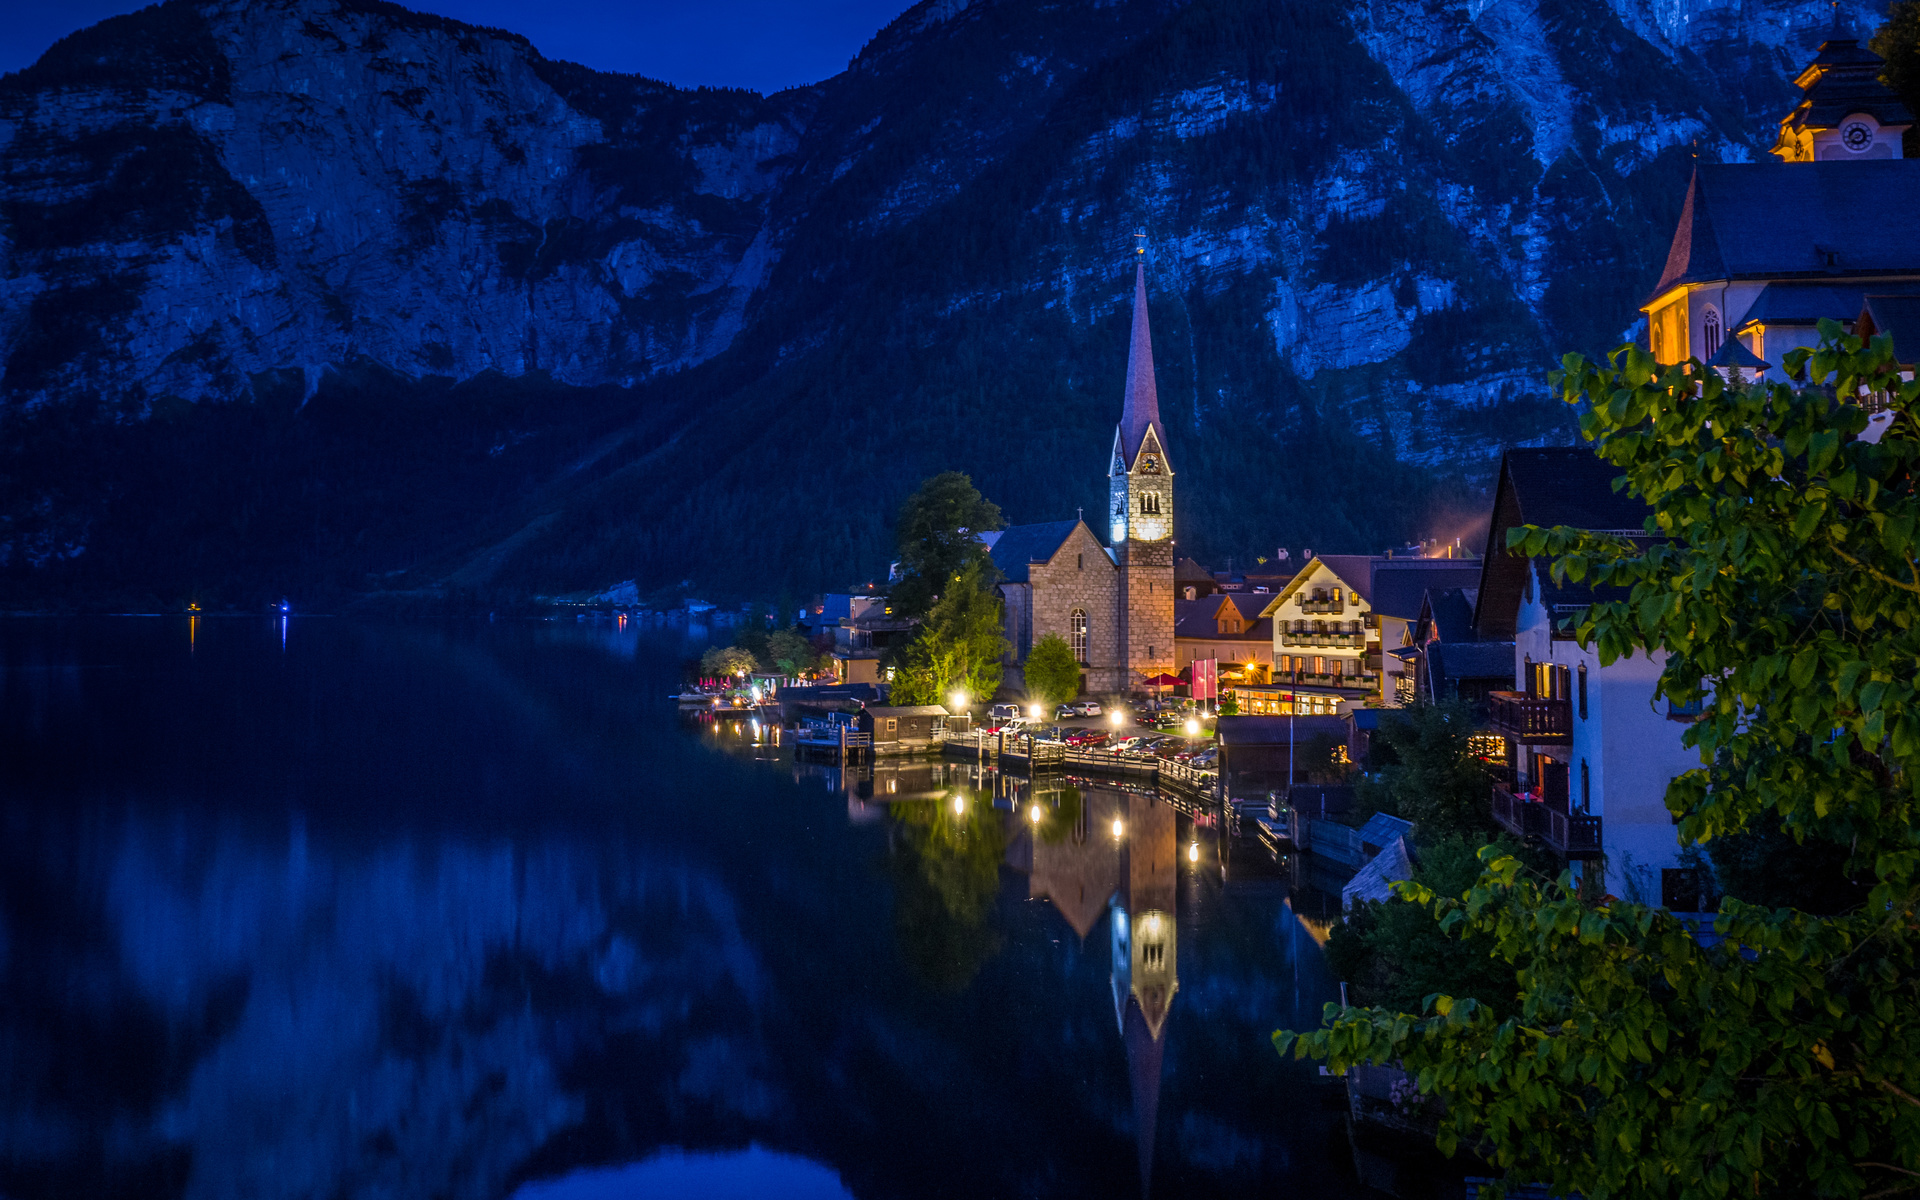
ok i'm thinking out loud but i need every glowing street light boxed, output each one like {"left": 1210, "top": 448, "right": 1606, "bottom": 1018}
{"left": 1184, "top": 717, "right": 1201, "bottom": 737}
{"left": 952, "top": 794, "right": 966, "bottom": 814}
{"left": 1029, "top": 704, "right": 1044, "bottom": 720}
{"left": 949, "top": 690, "right": 968, "bottom": 712}
{"left": 1111, "top": 817, "right": 1125, "bottom": 839}
{"left": 1188, "top": 841, "right": 1200, "bottom": 863}
{"left": 1028, "top": 804, "right": 1042, "bottom": 823}
{"left": 1109, "top": 710, "right": 1124, "bottom": 728}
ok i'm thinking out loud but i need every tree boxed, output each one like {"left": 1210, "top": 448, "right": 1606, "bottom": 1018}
{"left": 1279, "top": 329, "right": 1920, "bottom": 1199}
{"left": 1024, "top": 633, "right": 1081, "bottom": 709}
{"left": 699, "top": 644, "right": 758, "bottom": 679}
{"left": 1355, "top": 700, "right": 1499, "bottom": 840}
{"left": 889, "top": 472, "right": 1005, "bottom": 621}
{"left": 889, "top": 560, "right": 1010, "bottom": 706}
{"left": 765, "top": 626, "right": 818, "bottom": 675}
{"left": 1874, "top": 2, "right": 1920, "bottom": 157}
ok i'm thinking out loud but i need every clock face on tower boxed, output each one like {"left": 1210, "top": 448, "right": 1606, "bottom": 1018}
{"left": 1141, "top": 454, "right": 1161, "bottom": 474}
{"left": 1840, "top": 120, "right": 1874, "bottom": 153}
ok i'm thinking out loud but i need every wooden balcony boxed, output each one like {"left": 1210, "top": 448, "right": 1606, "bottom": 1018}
{"left": 1491, "top": 785, "right": 1602, "bottom": 859}
{"left": 1487, "top": 691, "right": 1571, "bottom": 743}
{"left": 1277, "top": 631, "right": 1367, "bottom": 649}
{"left": 1545, "top": 808, "right": 1603, "bottom": 859}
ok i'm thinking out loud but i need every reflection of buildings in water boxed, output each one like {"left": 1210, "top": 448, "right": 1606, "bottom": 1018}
{"left": 1011, "top": 785, "right": 1181, "bottom": 1195}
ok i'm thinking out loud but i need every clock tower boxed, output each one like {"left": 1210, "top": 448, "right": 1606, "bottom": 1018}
{"left": 1108, "top": 238, "right": 1176, "bottom": 687}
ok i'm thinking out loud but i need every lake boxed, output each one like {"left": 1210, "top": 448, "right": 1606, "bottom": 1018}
{"left": 0, "top": 617, "right": 1359, "bottom": 1199}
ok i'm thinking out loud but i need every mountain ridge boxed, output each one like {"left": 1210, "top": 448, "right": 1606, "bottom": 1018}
{"left": 0, "top": 0, "right": 1884, "bottom": 607}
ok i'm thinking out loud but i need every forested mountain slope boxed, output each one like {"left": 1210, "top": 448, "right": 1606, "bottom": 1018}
{"left": 0, "top": 0, "right": 1870, "bottom": 606}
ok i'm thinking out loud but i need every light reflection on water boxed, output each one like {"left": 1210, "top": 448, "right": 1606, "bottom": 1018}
{"left": 0, "top": 618, "right": 1356, "bottom": 1200}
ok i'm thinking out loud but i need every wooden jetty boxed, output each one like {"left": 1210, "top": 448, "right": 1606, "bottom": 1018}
{"left": 795, "top": 717, "right": 873, "bottom": 762}
{"left": 943, "top": 732, "right": 1218, "bottom": 802}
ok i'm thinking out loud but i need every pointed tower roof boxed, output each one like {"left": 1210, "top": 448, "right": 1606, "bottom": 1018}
{"left": 1122, "top": 998, "right": 1166, "bottom": 1198}
{"left": 1770, "top": 11, "right": 1913, "bottom": 159}
{"left": 1118, "top": 248, "right": 1169, "bottom": 468}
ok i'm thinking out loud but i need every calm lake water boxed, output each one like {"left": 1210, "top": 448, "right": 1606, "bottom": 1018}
{"left": 0, "top": 618, "right": 1358, "bottom": 1200}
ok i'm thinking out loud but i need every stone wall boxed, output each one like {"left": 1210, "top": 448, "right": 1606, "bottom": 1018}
{"left": 1028, "top": 523, "right": 1122, "bottom": 694}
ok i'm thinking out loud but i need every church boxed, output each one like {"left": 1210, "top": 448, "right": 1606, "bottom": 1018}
{"left": 984, "top": 241, "right": 1177, "bottom": 696}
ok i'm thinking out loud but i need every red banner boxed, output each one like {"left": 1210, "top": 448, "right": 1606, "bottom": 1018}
{"left": 1192, "top": 658, "right": 1217, "bottom": 702}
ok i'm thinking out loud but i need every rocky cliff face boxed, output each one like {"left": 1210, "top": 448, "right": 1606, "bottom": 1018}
{"left": 0, "top": 0, "right": 1887, "bottom": 601}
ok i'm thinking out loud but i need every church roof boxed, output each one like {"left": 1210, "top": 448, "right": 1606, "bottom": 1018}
{"left": 1650, "top": 162, "right": 1920, "bottom": 301}
{"left": 1861, "top": 294, "right": 1920, "bottom": 365}
{"left": 1780, "top": 24, "right": 1914, "bottom": 135}
{"left": 987, "top": 520, "right": 1081, "bottom": 583}
{"left": 1117, "top": 258, "right": 1169, "bottom": 468}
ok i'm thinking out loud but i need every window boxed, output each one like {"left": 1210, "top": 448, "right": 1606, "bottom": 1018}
{"left": 1077, "top": 553, "right": 1084, "bottom": 570}
{"left": 886, "top": 718, "right": 898, "bottom": 733}
{"left": 1183, "top": 586, "right": 1196, "bottom": 600}
{"left": 1070, "top": 610, "right": 1088, "bottom": 664}
{"left": 1577, "top": 662, "right": 1588, "bottom": 719}
{"left": 1580, "top": 758, "right": 1589, "bottom": 810}
{"left": 1139, "top": 493, "right": 1160, "bottom": 515}
{"left": 1702, "top": 305, "right": 1721, "bottom": 361}
{"left": 1313, "top": 656, "right": 1326, "bottom": 674}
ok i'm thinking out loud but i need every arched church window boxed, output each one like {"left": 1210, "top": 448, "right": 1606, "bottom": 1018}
{"left": 1702, "top": 306, "right": 1722, "bottom": 361}
{"left": 1070, "top": 610, "right": 1088, "bottom": 665}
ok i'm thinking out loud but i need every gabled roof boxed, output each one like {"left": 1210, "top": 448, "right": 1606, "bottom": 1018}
{"left": 1316, "top": 555, "right": 1376, "bottom": 603}
{"left": 1370, "top": 560, "right": 1482, "bottom": 620}
{"left": 864, "top": 705, "right": 950, "bottom": 717}
{"left": 1861, "top": 294, "right": 1920, "bottom": 365}
{"left": 987, "top": 520, "right": 1083, "bottom": 583}
{"left": 1649, "top": 162, "right": 1920, "bottom": 302}
{"left": 1418, "top": 587, "right": 1478, "bottom": 644}
{"left": 1343, "top": 836, "right": 1414, "bottom": 910}
{"left": 1473, "top": 449, "right": 1650, "bottom": 640}
{"left": 1428, "top": 641, "right": 1517, "bottom": 683}
{"left": 1175, "top": 556, "right": 1213, "bottom": 582}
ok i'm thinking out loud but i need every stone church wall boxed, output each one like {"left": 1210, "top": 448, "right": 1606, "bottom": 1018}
{"left": 1028, "top": 524, "right": 1122, "bottom": 694}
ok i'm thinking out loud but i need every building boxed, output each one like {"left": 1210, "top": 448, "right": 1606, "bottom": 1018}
{"left": 855, "top": 705, "right": 955, "bottom": 754}
{"left": 1239, "top": 553, "right": 1481, "bottom": 715}
{"left": 993, "top": 243, "right": 1177, "bottom": 696}
{"left": 1641, "top": 18, "right": 1920, "bottom": 380}
{"left": 1468, "top": 448, "right": 1700, "bottom": 904}
{"left": 1173, "top": 593, "right": 1273, "bottom": 686}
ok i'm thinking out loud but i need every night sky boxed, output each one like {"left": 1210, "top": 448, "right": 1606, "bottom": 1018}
{"left": 0, "top": 0, "right": 915, "bottom": 92}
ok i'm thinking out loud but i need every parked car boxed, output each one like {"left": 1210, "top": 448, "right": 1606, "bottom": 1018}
{"left": 1065, "top": 728, "right": 1108, "bottom": 747}
{"left": 989, "top": 703, "right": 1021, "bottom": 722}
{"left": 1055, "top": 703, "right": 1080, "bottom": 719}
{"left": 1189, "top": 747, "right": 1219, "bottom": 769}
{"left": 1110, "top": 735, "right": 1151, "bottom": 753}
{"left": 1070, "top": 700, "right": 1104, "bottom": 717}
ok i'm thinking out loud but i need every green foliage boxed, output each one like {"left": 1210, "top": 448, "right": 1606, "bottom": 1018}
{"left": 889, "top": 560, "right": 1008, "bottom": 706}
{"left": 1279, "top": 330, "right": 1920, "bottom": 1198}
{"left": 765, "top": 626, "right": 819, "bottom": 676}
{"left": 1324, "top": 835, "right": 1522, "bottom": 1018}
{"left": 1217, "top": 688, "right": 1239, "bottom": 715}
{"left": 1355, "top": 700, "right": 1499, "bottom": 841}
{"left": 888, "top": 472, "right": 1004, "bottom": 622}
{"left": 1873, "top": 2, "right": 1920, "bottom": 158}
{"left": 1024, "top": 633, "right": 1081, "bottom": 708}
{"left": 700, "top": 645, "right": 758, "bottom": 678}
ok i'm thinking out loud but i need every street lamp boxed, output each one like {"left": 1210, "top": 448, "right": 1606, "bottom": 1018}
{"left": 1028, "top": 804, "right": 1042, "bottom": 823}
{"left": 1111, "top": 817, "right": 1125, "bottom": 839}
{"left": 952, "top": 794, "right": 966, "bottom": 814}
{"left": 1029, "top": 704, "right": 1044, "bottom": 720}
{"left": 1188, "top": 841, "right": 1200, "bottom": 863}
{"left": 1184, "top": 717, "right": 1201, "bottom": 737}
{"left": 1109, "top": 710, "right": 1124, "bottom": 728}
{"left": 949, "top": 690, "right": 967, "bottom": 712}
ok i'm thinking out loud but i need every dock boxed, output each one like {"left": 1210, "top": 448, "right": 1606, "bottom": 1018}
{"left": 794, "top": 723, "right": 873, "bottom": 762}
{"left": 942, "top": 732, "right": 1218, "bottom": 803}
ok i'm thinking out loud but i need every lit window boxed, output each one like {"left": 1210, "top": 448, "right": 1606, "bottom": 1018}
{"left": 1071, "top": 610, "right": 1088, "bottom": 664}
{"left": 1702, "top": 305, "right": 1721, "bottom": 361}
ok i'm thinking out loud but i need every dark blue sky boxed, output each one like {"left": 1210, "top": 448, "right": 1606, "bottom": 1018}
{"left": 2, "top": 0, "right": 915, "bottom": 92}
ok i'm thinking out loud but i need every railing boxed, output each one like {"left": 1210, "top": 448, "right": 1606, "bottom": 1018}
{"left": 1277, "top": 631, "right": 1368, "bottom": 648}
{"left": 1490, "top": 784, "right": 1546, "bottom": 839}
{"left": 1545, "top": 808, "right": 1602, "bottom": 858}
{"left": 1298, "top": 598, "right": 1345, "bottom": 614}
{"left": 1291, "top": 672, "right": 1378, "bottom": 690}
{"left": 1487, "top": 691, "right": 1572, "bottom": 742}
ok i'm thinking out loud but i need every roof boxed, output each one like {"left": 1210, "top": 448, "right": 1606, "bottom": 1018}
{"left": 1117, "top": 258, "right": 1169, "bottom": 467}
{"left": 1216, "top": 714, "right": 1349, "bottom": 745}
{"left": 1780, "top": 27, "right": 1914, "bottom": 135}
{"left": 1343, "top": 836, "right": 1414, "bottom": 910}
{"left": 1706, "top": 333, "right": 1769, "bottom": 370}
{"left": 1650, "top": 162, "right": 1920, "bottom": 301}
{"left": 1370, "top": 560, "right": 1482, "bottom": 620}
{"left": 865, "top": 705, "right": 949, "bottom": 717}
{"left": 1175, "top": 556, "right": 1213, "bottom": 582}
{"left": 1429, "top": 641, "right": 1517, "bottom": 680}
{"left": 1861, "top": 294, "right": 1920, "bottom": 365}
{"left": 1315, "top": 555, "right": 1376, "bottom": 603}
{"left": 1473, "top": 448, "right": 1651, "bottom": 641}
{"left": 1730, "top": 281, "right": 1920, "bottom": 330}
{"left": 1420, "top": 587, "right": 1478, "bottom": 644}
{"left": 987, "top": 520, "right": 1081, "bottom": 583}
{"left": 1357, "top": 813, "right": 1416, "bottom": 852}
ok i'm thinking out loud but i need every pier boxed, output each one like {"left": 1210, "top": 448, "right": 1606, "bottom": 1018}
{"left": 942, "top": 732, "right": 1218, "bottom": 803}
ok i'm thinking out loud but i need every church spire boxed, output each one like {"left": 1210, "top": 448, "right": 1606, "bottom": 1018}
{"left": 1118, "top": 233, "right": 1167, "bottom": 467}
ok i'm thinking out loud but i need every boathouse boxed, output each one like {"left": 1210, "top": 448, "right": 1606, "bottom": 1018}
{"left": 857, "top": 705, "right": 955, "bottom": 754}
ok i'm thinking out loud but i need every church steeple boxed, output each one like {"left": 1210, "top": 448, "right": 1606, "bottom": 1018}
{"left": 1770, "top": 8, "right": 1912, "bottom": 161}
{"left": 1117, "top": 233, "right": 1169, "bottom": 469}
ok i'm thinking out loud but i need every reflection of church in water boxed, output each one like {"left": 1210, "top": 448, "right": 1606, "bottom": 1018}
{"left": 1013, "top": 785, "right": 1183, "bottom": 1192}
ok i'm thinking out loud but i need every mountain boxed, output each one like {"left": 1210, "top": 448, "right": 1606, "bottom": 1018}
{"left": 0, "top": 0, "right": 1880, "bottom": 608}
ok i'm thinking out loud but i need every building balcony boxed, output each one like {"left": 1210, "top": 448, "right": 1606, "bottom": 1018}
{"left": 1491, "top": 785, "right": 1602, "bottom": 859}
{"left": 1277, "top": 631, "right": 1367, "bottom": 649}
{"left": 1486, "top": 691, "right": 1572, "bottom": 743}
{"left": 1289, "top": 671, "right": 1378, "bottom": 692}
{"left": 1298, "top": 599, "right": 1345, "bottom": 614}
